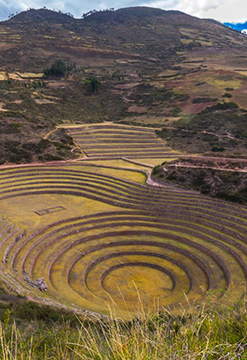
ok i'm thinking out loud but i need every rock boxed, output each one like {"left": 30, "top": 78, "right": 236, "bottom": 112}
{"left": 33, "top": 278, "right": 48, "bottom": 291}
{"left": 22, "top": 270, "right": 31, "bottom": 284}
{"left": 22, "top": 271, "right": 47, "bottom": 291}
{"left": 15, "top": 235, "right": 21, "bottom": 243}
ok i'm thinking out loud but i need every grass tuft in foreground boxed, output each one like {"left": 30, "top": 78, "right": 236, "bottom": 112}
{"left": 1, "top": 301, "right": 247, "bottom": 359}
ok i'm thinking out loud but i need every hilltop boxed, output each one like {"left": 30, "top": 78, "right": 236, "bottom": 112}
{"left": 5, "top": 8, "right": 76, "bottom": 25}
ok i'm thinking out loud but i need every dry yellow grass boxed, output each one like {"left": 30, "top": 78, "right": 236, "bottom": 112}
{"left": 34, "top": 99, "right": 55, "bottom": 104}
{"left": 0, "top": 103, "right": 8, "bottom": 112}
{"left": 17, "top": 72, "right": 44, "bottom": 78}
{"left": 0, "top": 72, "right": 7, "bottom": 81}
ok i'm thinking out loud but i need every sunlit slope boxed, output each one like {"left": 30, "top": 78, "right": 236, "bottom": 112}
{"left": 0, "top": 162, "right": 247, "bottom": 316}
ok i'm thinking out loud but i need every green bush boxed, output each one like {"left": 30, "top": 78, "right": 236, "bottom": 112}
{"left": 211, "top": 146, "right": 225, "bottom": 152}
{"left": 44, "top": 60, "right": 71, "bottom": 78}
{"left": 89, "top": 76, "right": 101, "bottom": 93}
{"left": 192, "top": 97, "right": 217, "bottom": 103}
{"left": 152, "top": 165, "right": 162, "bottom": 176}
{"left": 222, "top": 93, "right": 232, "bottom": 98}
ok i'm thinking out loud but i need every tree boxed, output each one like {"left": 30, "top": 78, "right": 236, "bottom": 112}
{"left": 44, "top": 60, "right": 72, "bottom": 78}
{"left": 90, "top": 76, "right": 101, "bottom": 94}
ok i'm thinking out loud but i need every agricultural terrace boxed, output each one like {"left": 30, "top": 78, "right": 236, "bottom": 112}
{"left": 63, "top": 123, "right": 180, "bottom": 161}
{"left": 1, "top": 161, "right": 247, "bottom": 317}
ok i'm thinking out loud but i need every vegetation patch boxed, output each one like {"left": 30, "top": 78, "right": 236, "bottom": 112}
{"left": 157, "top": 102, "right": 247, "bottom": 156}
{"left": 1, "top": 302, "right": 247, "bottom": 359}
{"left": 152, "top": 157, "right": 247, "bottom": 205}
{"left": 44, "top": 60, "right": 75, "bottom": 78}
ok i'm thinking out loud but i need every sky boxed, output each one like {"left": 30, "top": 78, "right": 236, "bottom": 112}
{"left": 0, "top": 0, "right": 246, "bottom": 23}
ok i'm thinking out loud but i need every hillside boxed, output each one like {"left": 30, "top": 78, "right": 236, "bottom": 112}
{"left": 0, "top": 7, "right": 247, "bottom": 163}
{"left": 157, "top": 102, "right": 247, "bottom": 157}
{"left": 1, "top": 7, "right": 247, "bottom": 69}
{"left": 152, "top": 157, "right": 247, "bottom": 204}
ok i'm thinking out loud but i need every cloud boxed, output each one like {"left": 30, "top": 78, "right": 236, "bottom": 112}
{"left": 144, "top": 0, "right": 226, "bottom": 17}
{"left": 0, "top": 0, "right": 245, "bottom": 23}
{"left": 199, "top": 0, "right": 247, "bottom": 22}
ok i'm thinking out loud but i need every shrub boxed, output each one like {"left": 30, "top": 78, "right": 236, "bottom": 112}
{"left": 192, "top": 97, "right": 217, "bottom": 103}
{"left": 89, "top": 76, "right": 101, "bottom": 94}
{"left": 44, "top": 60, "right": 72, "bottom": 78}
{"left": 211, "top": 146, "right": 225, "bottom": 152}
{"left": 152, "top": 165, "right": 162, "bottom": 176}
{"left": 222, "top": 93, "right": 232, "bottom": 98}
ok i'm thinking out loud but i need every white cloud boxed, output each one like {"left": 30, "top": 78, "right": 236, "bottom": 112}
{"left": 144, "top": 0, "right": 226, "bottom": 17}
{"left": 200, "top": 0, "right": 247, "bottom": 22}
{"left": 146, "top": 0, "right": 247, "bottom": 22}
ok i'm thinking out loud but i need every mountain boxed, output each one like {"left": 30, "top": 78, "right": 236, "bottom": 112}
{"left": 1, "top": 7, "right": 247, "bottom": 163}
{"left": 1, "top": 7, "right": 247, "bottom": 70}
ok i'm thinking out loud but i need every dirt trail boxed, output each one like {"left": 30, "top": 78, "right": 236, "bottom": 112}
{"left": 146, "top": 170, "right": 165, "bottom": 187}
{"left": 166, "top": 155, "right": 247, "bottom": 173}
{"left": 181, "top": 155, "right": 247, "bottom": 163}
{"left": 166, "top": 164, "right": 247, "bottom": 173}
{"left": 43, "top": 128, "right": 58, "bottom": 140}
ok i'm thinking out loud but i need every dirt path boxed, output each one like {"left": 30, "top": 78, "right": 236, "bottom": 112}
{"left": 181, "top": 155, "right": 247, "bottom": 163}
{"left": 166, "top": 163, "right": 247, "bottom": 173}
{"left": 166, "top": 155, "right": 247, "bottom": 173}
{"left": 43, "top": 128, "right": 58, "bottom": 140}
{"left": 146, "top": 170, "right": 166, "bottom": 187}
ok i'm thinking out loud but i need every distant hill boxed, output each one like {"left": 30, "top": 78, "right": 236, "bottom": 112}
{"left": 1, "top": 6, "right": 247, "bottom": 71}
